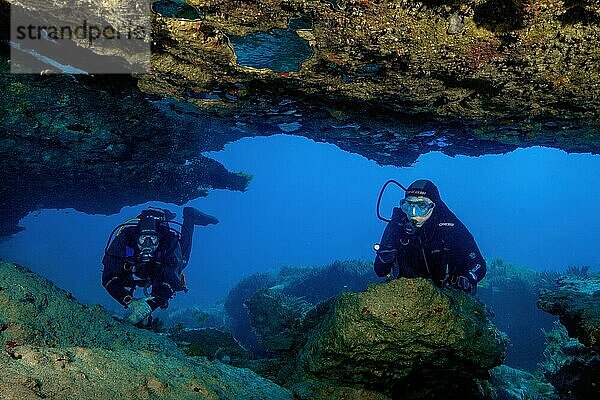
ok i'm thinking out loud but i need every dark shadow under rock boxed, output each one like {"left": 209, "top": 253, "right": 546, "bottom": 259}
{"left": 546, "top": 356, "right": 600, "bottom": 400}
{"left": 169, "top": 327, "right": 250, "bottom": 362}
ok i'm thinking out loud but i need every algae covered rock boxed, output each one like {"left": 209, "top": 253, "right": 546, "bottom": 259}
{"left": 236, "top": 268, "right": 507, "bottom": 398}
{"left": 537, "top": 274, "right": 600, "bottom": 399}
{"left": 538, "top": 274, "right": 600, "bottom": 352}
{"left": 485, "top": 365, "right": 557, "bottom": 400}
{"left": 0, "top": 260, "right": 172, "bottom": 352}
{"left": 297, "top": 278, "right": 507, "bottom": 398}
{"left": 225, "top": 260, "right": 377, "bottom": 353}
{"left": 0, "top": 345, "right": 290, "bottom": 400}
{"left": 0, "top": 260, "right": 292, "bottom": 399}
{"left": 245, "top": 286, "right": 314, "bottom": 352}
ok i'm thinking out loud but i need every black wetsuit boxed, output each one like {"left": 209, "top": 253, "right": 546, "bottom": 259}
{"left": 374, "top": 203, "right": 486, "bottom": 291}
{"left": 102, "top": 220, "right": 196, "bottom": 310}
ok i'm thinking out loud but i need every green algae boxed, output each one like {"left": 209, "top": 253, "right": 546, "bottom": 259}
{"left": 0, "top": 260, "right": 293, "bottom": 399}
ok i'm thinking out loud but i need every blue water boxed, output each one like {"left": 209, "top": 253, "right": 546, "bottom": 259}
{"left": 0, "top": 135, "right": 598, "bottom": 311}
{"left": 229, "top": 29, "right": 313, "bottom": 72}
{"left": 0, "top": 135, "right": 600, "bottom": 309}
{"left": 152, "top": 0, "right": 203, "bottom": 20}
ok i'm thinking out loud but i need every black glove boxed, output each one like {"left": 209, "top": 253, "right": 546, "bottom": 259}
{"left": 455, "top": 276, "right": 473, "bottom": 292}
{"left": 376, "top": 248, "right": 397, "bottom": 264}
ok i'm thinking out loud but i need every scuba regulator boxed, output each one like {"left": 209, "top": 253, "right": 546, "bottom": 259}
{"left": 376, "top": 179, "right": 407, "bottom": 222}
{"left": 373, "top": 180, "right": 408, "bottom": 255}
{"left": 374, "top": 179, "right": 425, "bottom": 254}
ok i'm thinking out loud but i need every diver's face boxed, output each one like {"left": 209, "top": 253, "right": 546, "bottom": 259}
{"left": 137, "top": 234, "right": 159, "bottom": 263}
{"left": 400, "top": 196, "right": 435, "bottom": 227}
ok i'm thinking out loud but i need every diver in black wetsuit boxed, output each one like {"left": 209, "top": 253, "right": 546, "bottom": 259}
{"left": 374, "top": 180, "right": 486, "bottom": 293}
{"left": 102, "top": 207, "right": 218, "bottom": 324}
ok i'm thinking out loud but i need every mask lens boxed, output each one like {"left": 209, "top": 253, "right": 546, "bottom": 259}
{"left": 400, "top": 199, "right": 411, "bottom": 214}
{"left": 400, "top": 199, "right": 434, "bottom": 217}
{"left": 138, "top": 234, "right": 159, "bottom": 247}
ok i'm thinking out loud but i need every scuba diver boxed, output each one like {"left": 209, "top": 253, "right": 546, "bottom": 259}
{"left": 102, "top": 206, "right": 218, "bottom": 325}
{"left": 374, "top": 179, "right": 486, "bottom": 293}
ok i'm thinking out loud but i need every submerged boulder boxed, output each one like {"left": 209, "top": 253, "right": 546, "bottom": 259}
{"left": 295, "top": 278, "right": 507, "bottom": 398}
{"left": 0, "top": 260, "right": 292, "bottom": 399}
{"left": 239, "top": 274, "right": 506, "bottom": 399}
{"left": 246, "top": 287, "right": 314, "bottom": 352}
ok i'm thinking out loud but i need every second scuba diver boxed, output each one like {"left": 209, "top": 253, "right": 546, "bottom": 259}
{"left": 102, "top": 206, "right": 218, "bottom": 325}
{"left": 374, "top": 179, "right": 486, "bottom": 293}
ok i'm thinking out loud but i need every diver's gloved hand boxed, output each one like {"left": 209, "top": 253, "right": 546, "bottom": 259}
{"left": 124, "top": 297, "right": 153, "bottom": 325}
{"left": 376, "top": 248, "right": 397, "bottom": 264}
{"left": 455, "top": 276, "right": 474, "bottom": 292}
{"left": 183, "top": 207, "right": 219, "bottom": 226}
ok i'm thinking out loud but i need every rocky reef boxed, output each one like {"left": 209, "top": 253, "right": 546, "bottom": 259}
{"left": 143, "top": 0, "right": 600, "bottom": 151}
{"left": 0, "top": 42, "right": 249, "bottom": 237}
{"left": 293, "top": 278, "right": 507, "bottom": 399}
{"left": 536, "top": 322, "right": 598, "bottom": 400}
{"left": 4, "top": 0, "right": 600, "bottom": 239}
{"left": 222, "top": 261, "right": 507, "bottom": 399}
{"left": 537, "top": 272, "right": 600, "bottom": 399}
{"left": 538, "top": 272, "right": 600, "bottom": 352}
{"left": 484, "top": 365, "right": 557, "bottom": 399}
{"left": 0, "top": 260, "right": 292, "bottom": 399}
{"left": 224, "top": 260, "right": 378, "bottom": 354}
{"left": 0, "top": 256, "right": 510, "bottom": 399}
{"left": 5, "top": 0, "right": 600, "bottom": 165}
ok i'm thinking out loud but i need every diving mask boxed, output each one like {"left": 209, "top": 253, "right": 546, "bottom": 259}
{"left": 137, "top": 234, "right": 159, "bottom": 262}
{"left": 138, "top": 234, "right": 159, "bottom": 247}
{"left": 400, "top": 197, "right": 435, "bottom": 217}
{"left": 400, "top": 196, "right": 435, "bottom": 227}
{"left": 137, "top": 215, "right": 160, "bottom": 262}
